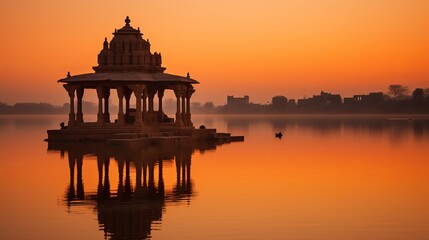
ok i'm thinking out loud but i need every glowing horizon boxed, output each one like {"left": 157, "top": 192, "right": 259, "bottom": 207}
{"left": 0, "top": 0, "right": 428, "bottom": 105}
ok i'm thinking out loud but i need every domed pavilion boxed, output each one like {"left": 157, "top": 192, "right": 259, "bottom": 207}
{"left": 47, "top": 17, "right": 242, "bottom": 143}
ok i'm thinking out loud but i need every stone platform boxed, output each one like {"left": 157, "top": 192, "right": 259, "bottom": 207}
{"left": 46, "top": 125, "right": 244, "bottom": 144}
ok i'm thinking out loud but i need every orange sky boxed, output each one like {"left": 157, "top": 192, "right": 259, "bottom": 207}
{"left": 0, "top": 0, "right": 428, "bottom": 105}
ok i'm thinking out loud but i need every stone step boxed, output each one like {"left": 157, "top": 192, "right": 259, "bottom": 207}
{"left": 231, "top": 136, "right": 245, "bottom": 142}
{"left": 160, "top": 132, "right": 175, "bottom": 137}
{"left": 216, "top": 133, "right": 231, "bottom": 138}
{"left": 112, "top": 133, "right": 150, "bottom": 139}
{"left": 108, "top": 136, "right": 191, "bottom": 145}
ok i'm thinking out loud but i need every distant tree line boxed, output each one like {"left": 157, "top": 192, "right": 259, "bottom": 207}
{"left": 192, "top": 85, "right": 429, "bottom": 114}
{"left": 1, "top": 85, "right": 428, "bottom": 115}
{"left": 0, "top": 101, "right": 102, "bottom": 114}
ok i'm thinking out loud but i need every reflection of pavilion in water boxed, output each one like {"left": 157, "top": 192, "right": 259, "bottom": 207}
{"left": 48, "top": 140, "right": 222, "bottom": 239}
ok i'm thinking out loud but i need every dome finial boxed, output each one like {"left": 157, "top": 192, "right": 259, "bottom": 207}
{"left": 103, "top": 37, "right": 108, "bottom": 50}
{"left": 125, "top": 16, "right": 131, "bottom": 26}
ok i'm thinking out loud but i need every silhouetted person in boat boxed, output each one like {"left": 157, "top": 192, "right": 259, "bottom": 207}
{"left": 60, "top": 122, "right": 67, "bottom": 129}
{"left": 275, "top": 132, "right": 283, "bottom": 139}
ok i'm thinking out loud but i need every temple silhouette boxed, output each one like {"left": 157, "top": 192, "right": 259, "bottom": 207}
{"left": 48, "top": 139, "right": 227, "bottom": 239}
{"left": 47, "top": 17, "right": 243, "bottom": 143}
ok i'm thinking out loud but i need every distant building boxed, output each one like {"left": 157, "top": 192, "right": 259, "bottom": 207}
{"left": 320, "top": 91, "right": 342, "bottom": 104}
{"left": 343, "top": 97, "right": 355, "bottom": 105}
{"left": 297, "top": 98, "right": 308, "bottom": 106}
{"left": 227, "top": 95, "right": 250, "bottom": 107}
{"left": 271, "top": 96, "right": 288, "bottom": 106}
{"left": 298, "top": 91, "right": 342, "bottom": 106}
{"left": 345, "top": 92, "right": 384, "bottom": 105}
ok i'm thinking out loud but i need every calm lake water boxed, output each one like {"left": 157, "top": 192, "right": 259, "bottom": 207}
{"left": 1, "top": 114, "right": 429, "bottom": 240}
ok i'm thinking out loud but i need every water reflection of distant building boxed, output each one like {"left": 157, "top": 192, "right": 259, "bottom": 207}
{"left": 223, "top": 116, "right": 429, "bottom": 140}
{"left": 292, "top": 117, "right": 429, "bottom": 140}
{"left": 285, "top": 117, "right": 429, "bottom": 139}
{"left": 49, "top": 140, "right": 224, "bottom": 239}
{"left": 226, "top": 117, "right": 250, "bottom": 134}
{"left": 271, "top": 119, "right": 288, "bottom": 133}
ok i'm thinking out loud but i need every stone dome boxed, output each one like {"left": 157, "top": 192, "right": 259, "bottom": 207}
{"left": 93, "top": 16, "right": 165, "bottom": 73}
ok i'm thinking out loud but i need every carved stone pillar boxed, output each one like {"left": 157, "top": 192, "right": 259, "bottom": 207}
{"left": 174, "top": 87, "right": 182, "bottom": 126}
{"left": 186, "top": 85, "right": 195, "bottom": 126}
{"left": 142, "top": 90, "right": 147, "bottom": 121}
{"left": 124, "top": 88, "right": 131, "bottom": 119}
{"left": 64, "top": 85, "right": 76, "bottom": 126}
{"left": 76, "top": 87, "right": 84, "bottom": 123}
{"left": 131, "top": 85, "right": 145, "bottom": 126}
{"left": 116, "top": 87, "right": 125, "bottom": 125}
{"left": 186, "top": 97, "right": 191, "bottom": 126}
{"left": 181, "top": 93, "right": 186, "bottom": 126}
{"left": 104, "top": 88, "right": 110, "bottom": 123}
{"left": 157, "top": 88, "right": 165, "bottom": 122}
{"left": 96, "top": 87, "right": 104, "bottom": 124}
{"left": 147, "top": 87, "right": 157, "bottom": 124}
{"left": 148, "top": 88, "right": 156, "bottom": 113}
